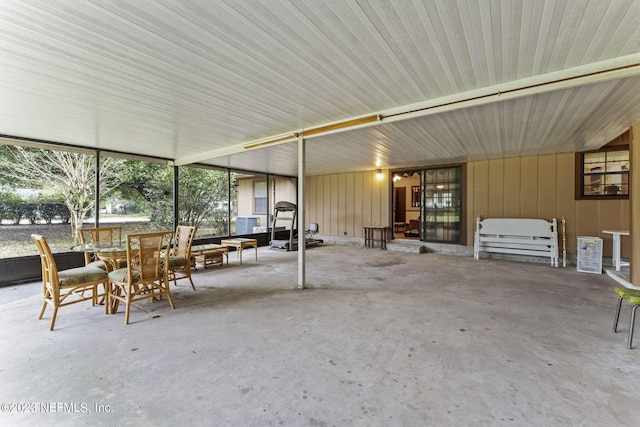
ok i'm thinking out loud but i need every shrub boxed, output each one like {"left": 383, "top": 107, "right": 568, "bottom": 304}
{"left": 0, "top": 192, "right": 22, "bottom": 224}
{"left": 23, "top": 202, "right": 38, "bottom": 224}
{"left": 0, "top": 192, "right": 70, "bottom": 225}
{"left": 39, "top": 201, "right": 69, "bottom": 224}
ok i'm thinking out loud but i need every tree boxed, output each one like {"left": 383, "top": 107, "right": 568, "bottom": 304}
{"left": 0, "top": 145, "right": 232, "bottom": 244}
{"left": 115, "top": 161, "right": 230, "bottom": 233}
{"left": 114, "top": 160, "right": 174, "bottom": 227}
{"left": 0, "top": 145, "right": 124, "bottom": 242}
{"left": 178, "top": 167, "right": 228, "bottom": 227}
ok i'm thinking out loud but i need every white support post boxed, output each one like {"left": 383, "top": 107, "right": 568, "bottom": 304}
{"left": 298, "top": 135, "right": 306, "bottom": 289}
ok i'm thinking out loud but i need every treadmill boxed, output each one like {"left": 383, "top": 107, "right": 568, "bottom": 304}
{"left": 270, "top": 201, "right": 323, "bottom": 251}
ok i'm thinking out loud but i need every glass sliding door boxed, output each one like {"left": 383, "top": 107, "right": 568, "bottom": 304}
{"left": 422, "top": 166, "right": 462, "bottom": 244}
{"left": 391, "top": 170, "right": 421, "bottom": 239}
{"left": 392, "top": 166, "right": 462, "bottom": 244}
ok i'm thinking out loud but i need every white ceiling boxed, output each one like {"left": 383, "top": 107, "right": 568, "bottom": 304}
{"left": 1, "top": 0, "right": 639, "bottom": 176}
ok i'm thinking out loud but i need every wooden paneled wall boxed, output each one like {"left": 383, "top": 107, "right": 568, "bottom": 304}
{"left": 272, "top": 177, "right": 296, "bottom": 203}
{"left": 305, "top": 170, "right": 389, "bottom": 238}
{"left": 305, "top": 148, "right": 630, "bottom": 258}
{"left": 237, "top": 179, "right": 255, "bottom": 217}
{"left": 467, "top": 153, "right": 630, "bottom": 257}
{"left": 630, "top": 123, "right": 639, "bottom": 284}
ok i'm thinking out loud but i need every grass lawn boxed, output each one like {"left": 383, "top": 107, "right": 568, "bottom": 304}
{"left": 0, "top": 220, "right": 155, "bottom": 258}
{"left": 0, "top": 220, "right": 224, "bottom": 258}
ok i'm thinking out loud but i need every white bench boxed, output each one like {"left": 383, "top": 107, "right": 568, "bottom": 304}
{"left": 474, "top": 217, "right": 559, "bottom": 267}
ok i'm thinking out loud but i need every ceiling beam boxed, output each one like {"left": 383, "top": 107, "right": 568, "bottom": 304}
{"left": 381, "top": 53, "right": 640, "bottom": 125}
{"left": 174, "top": 53, "right": 640, "bottom": 166}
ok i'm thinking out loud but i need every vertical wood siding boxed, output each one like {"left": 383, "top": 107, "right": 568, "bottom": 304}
{"left": 306, "top": 150, "right": 629, "bottom": 258}
{"left": 306, "top": 171, "right": 389, "bottom": 238}
{"left": 630, "top": 123, "right": 640, "bottom": 283}
{"left": 467, "top": 153, "right": 630, "bottom": 257}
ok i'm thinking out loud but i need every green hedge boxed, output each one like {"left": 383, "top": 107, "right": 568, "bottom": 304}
{"left": 0, "top": 194, "right": 70, "bottom": 224}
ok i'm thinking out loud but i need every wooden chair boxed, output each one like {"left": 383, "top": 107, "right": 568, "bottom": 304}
{"left": 79, "top": 226, "right": 126, "bottom": 271}
{"left": 107, "top": 231, "right": 175, "bottom": 324}
{"left": 404, "top": 219, "right": 420, "bottom": 237}
{"left": 32, "top": 234, "right": 108, "bottom": 331}
{"left": 168, "top": 225, "right": 197, "bottom": 290}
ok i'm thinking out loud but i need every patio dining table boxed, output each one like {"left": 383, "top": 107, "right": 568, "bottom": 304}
{"left": 71, "top": 241, "right": 127, "bottom": 271}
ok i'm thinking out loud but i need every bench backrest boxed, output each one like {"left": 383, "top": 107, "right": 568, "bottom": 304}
{"left": 477, "top": 218, "right": 555, "bottom": 238}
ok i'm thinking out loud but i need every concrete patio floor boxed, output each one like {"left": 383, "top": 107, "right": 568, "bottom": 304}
{"left": 0, "top": 245, "right": 638, "bottom": 426}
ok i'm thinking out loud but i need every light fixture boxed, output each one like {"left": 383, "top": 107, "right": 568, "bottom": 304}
{"left": 376, "top": 169, "right": 383, "bottom": 180}
{"left": 393, "top": 173, "right": 401, "bottom": 182}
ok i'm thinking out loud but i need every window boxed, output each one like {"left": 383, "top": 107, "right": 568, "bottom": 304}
{"left": 253, "top": 180, "right": 267, "bottom": 214}
{"left": 577, "top": 147, "right": 629, "bottom": 199}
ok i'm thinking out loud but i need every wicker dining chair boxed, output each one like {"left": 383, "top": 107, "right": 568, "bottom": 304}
{"left": 107, "top": 231, "right": 175, "bottom": 324}
{"left": 168, "top": 225, "right": 197, "bottom": 290}
{"left": 79, "top": 226, "right": 126, "bottom": 271}
{"left": 32, "top": 234, "right": 108, "bottom": 330}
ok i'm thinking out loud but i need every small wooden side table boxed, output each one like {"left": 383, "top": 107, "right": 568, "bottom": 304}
{"left": 220, "top": 238, "right": 258, "bottom": 265}
{"left": 363, "top": 226, "right": 391, "bottom": 250}
{"left": 190, "top": 244, "right": 229, "bottom": 269}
